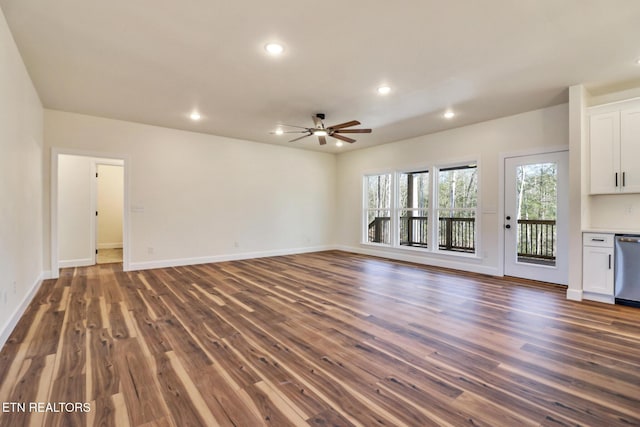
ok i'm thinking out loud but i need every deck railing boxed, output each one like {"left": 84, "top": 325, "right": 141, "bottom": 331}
{"left": 437, "top": 217, "right": 475, "bottom": 253}
{"left": 368, "top": 217, "right": 556, "bottom": 260}
{"left": 368, "top": 216, "right": 391, "bottom": 245}
{"left": 517, "top": 219, "right": 556, "bottom": 261}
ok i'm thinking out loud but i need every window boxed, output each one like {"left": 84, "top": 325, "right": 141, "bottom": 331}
{"left": 364, "top": 174, "right": 391, "bottom": 244}
{"left": 436, "top": 164, "right": 477, "bottom": 253}
{"left": 398, "top": 171, "right": 429, "bottom": 248}
{"left": 362, "top": 161, "right": 479, "bottom": 257}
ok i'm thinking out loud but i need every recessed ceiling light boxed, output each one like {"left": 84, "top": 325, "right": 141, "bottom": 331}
{"left": 265, "top": 43, "right": 284, "bottom": 55}
{"left": 377, "top": 86, "right": 391, "bottom": 95}
{"left": 313, "top": 130, "right": 328, "bottom": 137}
{"left": 190, "top": 112, "right": 201, "bottom": 121}
{"left": 274, "top": 128, "right": 284, "bottom": 135}
{"left": 335, "top": 141, "right": 344, "bottom": 147}
{"left": 444, "top": 110, "right": 455, "bottom": 119}
{"left": 636, "top": 58, "right": 640, "bottom": 65}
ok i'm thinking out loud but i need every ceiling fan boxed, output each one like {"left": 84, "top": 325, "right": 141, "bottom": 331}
{"left": 273, "top": 113, "right": 372, "bottom": 145}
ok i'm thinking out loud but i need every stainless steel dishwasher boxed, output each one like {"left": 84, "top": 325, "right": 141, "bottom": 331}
{"left": 614, "top": 234, "right": 640, "bottom": 307}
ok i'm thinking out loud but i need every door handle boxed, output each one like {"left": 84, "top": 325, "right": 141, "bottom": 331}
{"left": 618, "top": 237, "right": 640, "bottom": 243}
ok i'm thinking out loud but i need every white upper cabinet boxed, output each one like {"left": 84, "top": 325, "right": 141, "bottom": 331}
{"left": 590, "top": 111, "right": 619, "bottom": 194}
{"left": 589, "top": 101, "right": 640, "bottom": 194}
{"left": 620, "top": 108, "right": 640, "bottom": 193}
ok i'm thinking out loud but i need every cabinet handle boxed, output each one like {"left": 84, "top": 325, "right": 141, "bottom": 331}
{"left": 609, "top": 254, "right": 612, "bottom": 269}
{"left": 591, "top": 238, "right": 605, "bottom": 242}
{"left": 623, "top": 172, "right": 626, "bottom": 187}
{"left": 615, "top": 172, "right": 618, "bottom": 187}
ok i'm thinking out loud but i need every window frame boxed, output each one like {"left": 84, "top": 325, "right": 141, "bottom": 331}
{"left": 433, "top": 161, "right": 479, "bottom": 256}
{"left": 395, "top": 168, "right": 431, "bottom": 250}
{"left": 362, "top": 172, "right": 393, "bottom": 246}
{"left": 361, "top": 159, "right": 480, "bottom": 258}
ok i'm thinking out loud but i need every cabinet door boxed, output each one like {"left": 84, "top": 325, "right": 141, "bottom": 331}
{"left": 620, "top": 108, "right": 640, "bottom": 193}
{"left": 589, "top": 112, "right": 620, "bottom": 194}
{"left": 582, "top": 246, "right": 614, "bottom": 295}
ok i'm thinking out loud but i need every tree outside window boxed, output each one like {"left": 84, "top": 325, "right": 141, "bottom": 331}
{"left": 437, "top": 164, "right": 477, "bottom": 253}
{"left": 364, "top": 174, "right": 391, "bottom": 244}
{"left": 398, "top": 171, "right": 429, "bottom": 247}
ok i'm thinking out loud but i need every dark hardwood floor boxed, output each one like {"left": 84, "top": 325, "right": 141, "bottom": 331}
{"left": 1, "top": 251, "right": 639, "bottom": 426}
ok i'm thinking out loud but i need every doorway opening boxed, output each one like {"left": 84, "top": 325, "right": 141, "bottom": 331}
{"left": 52, "top": 150, "right": 128, "bottom": 278}
{"left": 96, "top": 163, "right": 124, "bottom": 264}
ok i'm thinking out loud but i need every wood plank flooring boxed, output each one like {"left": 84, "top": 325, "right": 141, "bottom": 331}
{"left": 1, "top": 250, "right": 640, "bottom": 426}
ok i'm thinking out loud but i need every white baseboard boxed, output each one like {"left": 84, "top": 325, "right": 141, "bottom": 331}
{"left": 128, "top": 245, "right": 334, "bottom": 271}
{"left": 97, "top": 243, "right": 123, "bottom": 249}
{"left": 566, "top": 288, "right": 583, "bottom": 301}
{"left": 0, "top": 273, "right": 44, "bottom": 350}
{"left": 59, "top": 258, "right": 94, "bottom": 268}
{"left": 334, "top": 244, "right": 500, "bottom": 277}
{"left": 582, "top": 291, "right": 614, "bottom": 304}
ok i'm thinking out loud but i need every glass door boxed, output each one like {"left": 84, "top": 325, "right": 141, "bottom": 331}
{"left": 504, "top": 151, "right": 568, "bottom": 284}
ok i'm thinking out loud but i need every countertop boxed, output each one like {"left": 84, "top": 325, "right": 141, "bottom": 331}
{"left": 583, "top": 228, "right": 640, "bottom": 235}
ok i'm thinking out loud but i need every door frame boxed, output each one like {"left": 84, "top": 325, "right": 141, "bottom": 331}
{"left": 498, "top": 145, "right": 569, "bottom": 282}
{"left": 51, "top": 148, "right": 130, "bottom": 278}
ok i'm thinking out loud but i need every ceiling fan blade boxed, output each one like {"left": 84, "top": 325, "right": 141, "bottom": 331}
{"left": 318, "top": 135, "right": 327, "bottom": 145}
{"left": 270, "top": 130, "right": 309, "bottom": 134}
{"left": 281, "top": 123, "right": 312, "bottom": 129}
{"left": 327, "top": 120, "right": 360, "bottom": 130}
{"left": 332, "top": 133, "right": 356, "bottom": 143}
{"left": 289, "top": 133, "right": 311, "bottom": 142}
{"left": 334, "top": 128, "right": 372, "bottom": 134}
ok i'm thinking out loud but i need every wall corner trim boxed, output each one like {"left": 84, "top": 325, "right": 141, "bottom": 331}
{"left": 566, "top": 288, "right": 583, "bottom": 301}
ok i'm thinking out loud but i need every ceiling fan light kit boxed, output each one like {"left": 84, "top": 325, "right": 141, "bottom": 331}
{"left": 274, "top": 113, "right": 372, "bottom": 145}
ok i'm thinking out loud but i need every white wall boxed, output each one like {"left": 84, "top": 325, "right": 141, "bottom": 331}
{"left": 58, "top": 154, "right": 94, "bottom": 266}
{"left": 568, "top": 85, "right": 589, "bottom": 300}
{"left": 44, "top": 110, "right": 337, "bottom": 271}
{"left": 97, "top": 164, "right": 124, "bottom": 249}
{"left": 335, "top": 104, "right": 568, "bottom": 276}
{"left": 0, "top": 9, "right": 44, "bottom": 345}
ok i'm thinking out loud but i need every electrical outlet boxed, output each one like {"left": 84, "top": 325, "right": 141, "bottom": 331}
{"left": 147, "top": 247, "right": 154, "bottom": 255}
{"left": 234, "top": 241, "right": 239, "bottom": 248}
{"left": 13, "top": 281, "right": 17, "bottom": 294}
{"left": 3, "top": 291, "right": 6, "bottom": 305}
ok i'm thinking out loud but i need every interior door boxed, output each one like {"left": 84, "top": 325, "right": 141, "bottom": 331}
{"left": 504, "top": 151, "right": 568, "bottom": 285}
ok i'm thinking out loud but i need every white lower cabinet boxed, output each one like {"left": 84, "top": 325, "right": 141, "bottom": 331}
{"left": 582, "top": 233, "right": 614, "bottom": 303}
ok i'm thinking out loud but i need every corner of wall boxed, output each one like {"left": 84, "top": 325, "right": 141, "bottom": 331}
{"left": 567, "top": 85, "right": 590, "bottom": 298}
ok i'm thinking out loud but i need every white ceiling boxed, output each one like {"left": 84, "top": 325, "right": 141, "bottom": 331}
{"left": 2, "top": 0, "right": 640, "bottom": 153}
